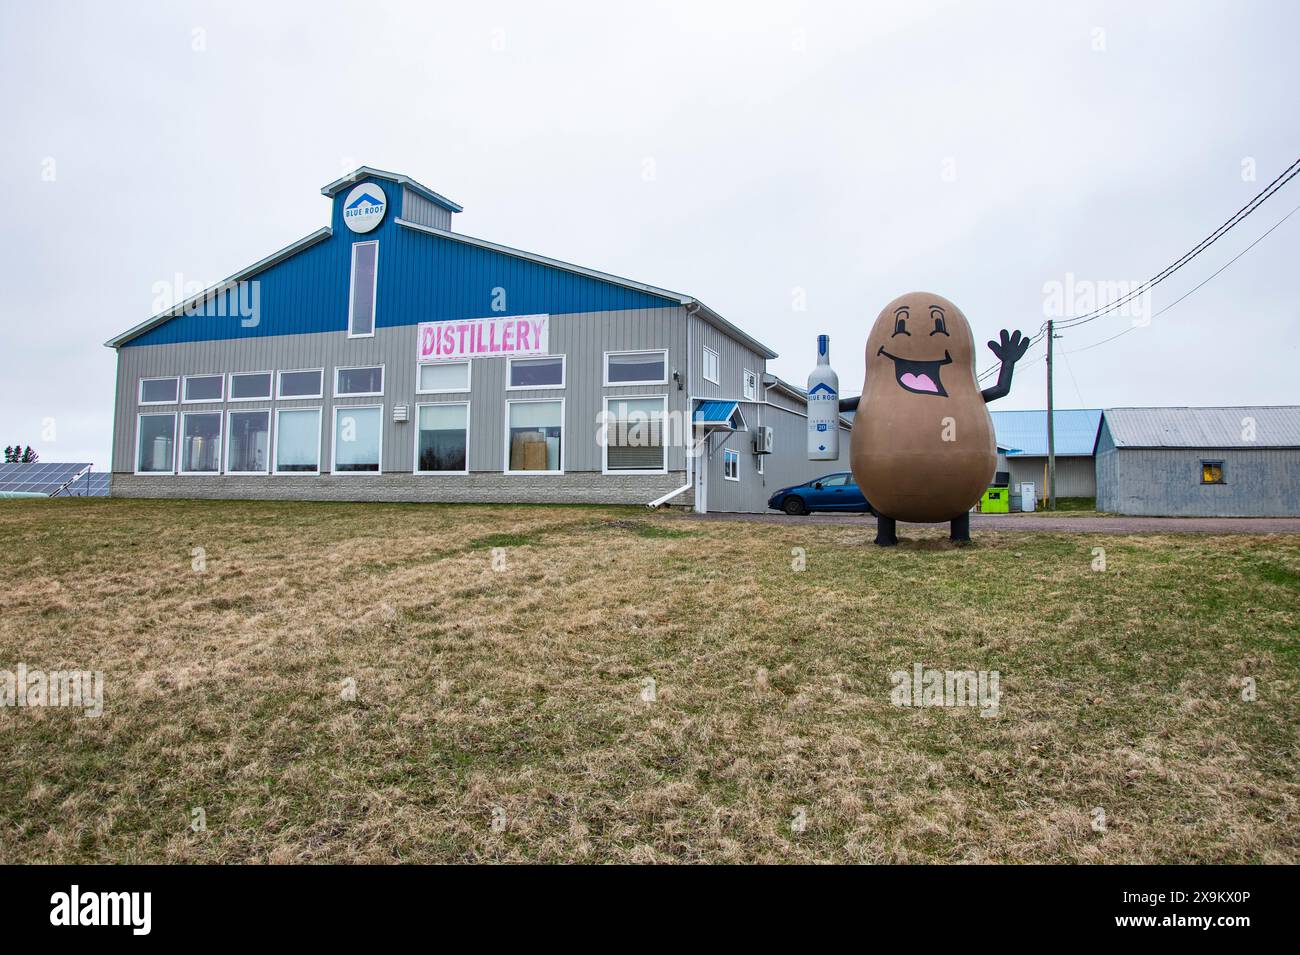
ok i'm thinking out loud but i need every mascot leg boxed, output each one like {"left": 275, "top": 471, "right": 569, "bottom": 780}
{"left": 875, "top": 514, "right": 898, "bottom": 547}
{"left": 950, "top": 513, "right": 971, "bottom": 543}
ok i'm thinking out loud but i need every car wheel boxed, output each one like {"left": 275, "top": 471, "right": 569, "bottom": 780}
{"left": 783, "top": 496, "right": 808, "bottom": 516}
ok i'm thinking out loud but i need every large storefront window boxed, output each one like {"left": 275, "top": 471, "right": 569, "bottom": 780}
{"left": 416, "top": 403, "right": 469, "bottom": 473}
{"left": 506, "top": 400, "right": 563, "bottom": 473}
{"left": 227, "top": 410, "right": 271, "bottom": 474}
{"left": 332, "top": 406, "right": 382, "bottom": 473}
{"left": 180, "top": 412, "right": 222, "bottom": 473}
{"left": 604, "top": 396, "right": 666, "bottom": 473}
{"left": 275, "top": 408, "right": 321, "bottom": 474}
{"left": 136, "top": 414, "right": 176, "bottom": 473}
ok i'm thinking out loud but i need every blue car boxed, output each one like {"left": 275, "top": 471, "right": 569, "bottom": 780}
{"left": 767, "top": 472, "right": 873, "bottom": 516}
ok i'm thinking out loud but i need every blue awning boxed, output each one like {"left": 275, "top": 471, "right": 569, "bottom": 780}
{"left": 694, "top": 400, "right": 746, "bottom": 431}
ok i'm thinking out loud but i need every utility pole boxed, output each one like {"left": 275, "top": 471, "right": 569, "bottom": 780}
{"left": 1046, "top": 319, "right": 1056, "bottom": 510}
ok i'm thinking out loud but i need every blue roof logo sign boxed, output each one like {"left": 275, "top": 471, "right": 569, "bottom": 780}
{"left": 343, "top": 182, "right": 387, "bottom": 234}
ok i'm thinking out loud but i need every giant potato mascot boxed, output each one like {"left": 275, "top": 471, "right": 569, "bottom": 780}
{"left": 839, "top": 292, "right": 1029, "bottom": 546}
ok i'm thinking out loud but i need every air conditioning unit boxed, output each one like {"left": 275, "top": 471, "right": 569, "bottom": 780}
{"left": 753, "top": 426, "right": 774, "bottom": 454}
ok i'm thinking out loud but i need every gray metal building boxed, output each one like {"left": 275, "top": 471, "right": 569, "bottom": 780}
{"left": 105, "top": 167, "right": 848, "bottom": 513}
{"left": 1095, "top": 406, "right": 1300, "bottom": 516}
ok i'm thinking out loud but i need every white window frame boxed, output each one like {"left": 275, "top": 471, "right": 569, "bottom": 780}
{"left": 413, "top": 401, "right": 471, "bottom": 476}
{"left": 703, "top": 347, "right": 720, "bottom": 385}
{"left": 272, "top": 406, "right": 322, "bottom": 476}
{"left": 603, "top": 349, "right": 669, "bottom": 387}
{"left": 723, "top": 447, "right": 740, "bottom": 482}
{"left": 225, "top": 408, "right": 272, "bottom": 475}
{"left": 347, "top": 240, "right": 379, "bottom": 339}
{"left": 276, "top": 368, "right": 324, "bottom": 400}
{"left": 602, "top": 394, "right": 668, "bottom": 476}
{"left": 507, "top": 355, "right": 566, "bottom": 391}
{"left": 178, "top": 410, "right": 224, "bottom": 475}
{"left": 330, "top": 404, "right": 384, "bottom": 476}
{"left": 181, "top": 373, "right": 225, "bottom": 404}
{"left": 415, "top": 360, "right": 472, "bottom": 395}
{"left": 134, "top": 412, "right": 177, "bottom": 475}
{"left": 334, "top": 364, "right": 385, "bottom": 398}
{"left": 227, "top": 370, "right": 274, "bottom": 403}
{"left": 503, "top": 397, "right": 566, "bottom": 476}
{"left": 743, "top": 369, "right": 757, "bottom": 401}
{"left": 138, "top": 377, "right": 179, "bottom": 406}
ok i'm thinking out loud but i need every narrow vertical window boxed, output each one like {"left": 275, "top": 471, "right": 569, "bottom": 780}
{"left": 348, "top": 241, "right": 378, "bottom": 338}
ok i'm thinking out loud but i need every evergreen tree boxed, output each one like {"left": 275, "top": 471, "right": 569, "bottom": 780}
{"left": 21, "top": 446, "right": 38, "bottom": 463}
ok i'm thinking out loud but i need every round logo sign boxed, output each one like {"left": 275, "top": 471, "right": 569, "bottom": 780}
{"left": 342, "top": 182, "right": 387, "bottom": 234}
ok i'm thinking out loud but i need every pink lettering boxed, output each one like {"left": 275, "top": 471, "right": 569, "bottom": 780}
{"left": 501, "top": 320, "right": 515, "bottom": 352}
{"left": 517, "top": 320, "right": 530, "bottom": 351}
{"left": 530, "top": 318, "right": 545, "bottom": 351}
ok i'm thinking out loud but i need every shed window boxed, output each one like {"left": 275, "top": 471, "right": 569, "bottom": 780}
{"left": 348, "top": 241, "right": 378, "bottom": 338}
{"left": 1201, "top": 460, "right": 1225, "bottom": 485}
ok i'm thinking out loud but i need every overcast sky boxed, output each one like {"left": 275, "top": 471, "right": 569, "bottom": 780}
{"left": 2, "top": 0, "right": 1297, "bottom": 470}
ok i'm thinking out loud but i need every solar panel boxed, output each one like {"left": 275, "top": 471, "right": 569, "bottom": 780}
{"left": 0, "top": 462, "right": 96, "bottom": 496}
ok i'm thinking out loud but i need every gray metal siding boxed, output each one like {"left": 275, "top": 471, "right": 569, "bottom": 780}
{"left": 400, "top": 188, "right": 454, "bottom": 231}
{"left": 689, "top": 314, "right": 766, "bottom": 400}
{"left": 1104, "top": 447, "right": 1300, "bottom": 516}
{"left": 1003, "top": 456, "right": 1096, "bottom": 499}
{"left": 113, "top": 305, "right": 689, "bottom": 480}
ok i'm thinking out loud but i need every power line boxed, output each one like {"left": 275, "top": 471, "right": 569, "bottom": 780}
{"left": 1064, "top": 200, "right": 1300, "bottom": 355}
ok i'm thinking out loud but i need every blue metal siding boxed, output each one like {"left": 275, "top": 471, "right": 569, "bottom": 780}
{"left": 125, "top": 185, "right": 678, "bottom": 347}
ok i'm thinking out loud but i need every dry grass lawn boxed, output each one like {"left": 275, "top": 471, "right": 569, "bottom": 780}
{"left": 0, "top": 498, "right": 1296, "bottom": 863}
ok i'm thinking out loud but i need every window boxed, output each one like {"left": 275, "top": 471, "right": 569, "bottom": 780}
{"left": 743, "top": 369, "right": 757, "bottom": 401}
{"left": 179, "top": 412, "right": 222, "bottom": 473}
{"left": 723, "top": 448, "right": 739, "bottom": 481}
{"left": 702, "top": 347, "right": 720, "bottom": 385}
{"left": 417, "top": 361, "right": 470, "bottom": 394}
{"left": 229, "top": 371, "right": 273, "bottom": 401}
{"left": 820, "top": 473, "right": 850, "bottom": 487}
{"left": 415, "top": 403, "right": 469, "bottom": 473}
{"left": 227, "top": 409, "right": 271, "bottom": 474}
{"left": 335, "top": 365, "right": 384, "bottom": 397}
{"left": 508, "top": 356, "right": 565, "bottom": 389}
{"left": 274, "top": 408, "right": 321, "bottom": 474}
{"left": 183, "top": 374, "right": 224, "bottom": 403}
{"left": 139, "top": 377, "right": 178, "bottom": 405}
{"left": 348, "top": 241, "right": 378, "bottom": 338}
{"left": 506, "top": 399, "right": 563, "bottom": 473}
{"left": 604, "top": 396, "right": 667, "bottom": 473}
{"left": 1201, "top": 460, "right": 1225, "bottom": 484}
{"left": 332, "top": 406, "right": 383, "bottom": 474}
{"left": 277, "top": 369, "right": 323, "bottom": 399}
{"left": 605, "top": 350, "right": 668, "bottom": 386}
{"left": 135, "top": 414, "right": 176, "bottom": 473}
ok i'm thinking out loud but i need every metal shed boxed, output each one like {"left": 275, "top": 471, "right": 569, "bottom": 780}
{"left": 991, "top": 409, "right": 1103, "bottom": 503}
{"left": 1094, "top": 406, "right": 1300, "bottom": 516}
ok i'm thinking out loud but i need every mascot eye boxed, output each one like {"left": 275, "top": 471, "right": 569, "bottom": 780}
{"left": 892, "top": 315, "right": 910, "bottom": 337}
{"left": 930, "top": 311, "right": 948, "bottom": 336}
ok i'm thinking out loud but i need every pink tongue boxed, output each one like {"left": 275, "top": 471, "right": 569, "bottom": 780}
{"left": 900, "top": 372, "right": 938, "bottom": 393}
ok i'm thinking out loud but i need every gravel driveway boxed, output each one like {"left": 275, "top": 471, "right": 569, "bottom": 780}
{"left": 678, "top": 511, "right": 1300, "bottom": 534}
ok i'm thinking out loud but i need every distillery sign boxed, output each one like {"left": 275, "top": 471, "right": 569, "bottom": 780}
{"left": 417, "top": 315, "right": 549, "bottom": 362}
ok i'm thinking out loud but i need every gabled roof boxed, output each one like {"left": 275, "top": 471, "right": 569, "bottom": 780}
{"left": 104, "top": 227, "right": 332, "bottom": 348}
{"left": 321, "top": 166, "right": 463, "bottom": 213}
{"left": 990, "top": 409, "right": 1103, "bottom": 457}
{"left": 397, "top": 217, "right": 778, "bottom": 359}
{"left": 1102, "top": 406, "right": 1300, "bottom": 449}
{"left": 694, "top": 400, "right": 746, "bottom": 431}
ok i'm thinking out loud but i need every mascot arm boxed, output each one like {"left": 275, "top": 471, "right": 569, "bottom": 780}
{"left": 838, "top": 395, "right": 860, "bottom": 413}
{"left": 980, "top": 329, "right": 1030, "bottom": 403}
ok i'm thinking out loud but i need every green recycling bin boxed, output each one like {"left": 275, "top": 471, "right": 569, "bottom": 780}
{"left": 980, "top": 486, "right": 1009, "bottom": 513}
